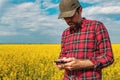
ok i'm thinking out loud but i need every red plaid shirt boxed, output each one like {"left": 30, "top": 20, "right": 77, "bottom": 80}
{"left": 59, "top": 18, "right": 114, "bottom": 80}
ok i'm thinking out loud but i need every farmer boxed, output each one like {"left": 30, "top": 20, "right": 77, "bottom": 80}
{"left": 55, "top": 0, "right": 114, "bottom": 80}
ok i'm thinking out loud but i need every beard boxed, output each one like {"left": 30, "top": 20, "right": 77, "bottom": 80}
{"left": 69, "top": 22, "right": 81, "bottom": 34}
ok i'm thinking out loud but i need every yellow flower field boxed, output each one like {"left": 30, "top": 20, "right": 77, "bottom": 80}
{"left": 0, "top": 44, "right": 120, "bottom": 80}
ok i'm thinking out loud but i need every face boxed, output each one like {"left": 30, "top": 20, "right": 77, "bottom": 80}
{"left": 64, "top": 8, "right": 82, "bottom": 29}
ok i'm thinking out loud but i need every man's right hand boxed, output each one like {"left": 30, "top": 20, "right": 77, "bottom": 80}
{"left": 55, "top": 57, "right": 67, "bottom": 70}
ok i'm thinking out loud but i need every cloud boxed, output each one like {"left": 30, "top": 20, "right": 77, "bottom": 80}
{"left": 81, "top": 0, "right": 120, "bottom": 16}
{"left": 83, "top": 6, "right": 120, "bottom": 16}
{"left": 0, "top": 2, "right": 40, "bottom": 32}
{"left": 40, "top": 0, "right": 59, "bottom": 10}
{"left": 0, "top": 0, "right": 7, "bottom": 7}
{"left": 0, "top": 0, "right": 9, "bottom": 17}
{"left": 0, "top": 0, "right": 65, "bottom": 37}
{"left": 80, "top": 0, "right": 105, "bottom": 4}
{"left": 0, "top": 31, "right": 17, "bottom": 36}
{"left": 0, "top": 0, "right": 120, "bottom": 43}
{"left": 80, "top": 0, "right": 120, "bottom": 4}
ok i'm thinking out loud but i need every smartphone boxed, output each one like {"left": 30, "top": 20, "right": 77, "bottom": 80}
{"left": 54, "top": 59, "right": 67, "bottom": 64}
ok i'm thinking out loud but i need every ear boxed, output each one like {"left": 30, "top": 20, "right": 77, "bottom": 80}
{"left": 77, "top": 7, "right": 82, "bottom": 14}
{"left": 79, "top": 7, "right": 82, "bottom": 14}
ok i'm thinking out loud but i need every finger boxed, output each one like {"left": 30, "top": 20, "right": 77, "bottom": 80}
{"left": 66, "top": 66, "right": 73, "bottom": 71}
{"left": 64, "top": 57, "right": 75, "bottom": 62}
{"left": 58, "top": 64, "right": 65, "bottom": 70}
{"left": 62, "top": 57, "right": 67, "bottom": 59}
{"left": 62, "top": 64, "right": 65, "bottom": 68}
{"left": 64, "top": 63, "right": 73, "bottom": 70}
{"left": 60, "top": 57, "right": 67, "bottom": 61}
{"left": 57, "top": 65, "right": 63, "bottom": 69}
{"left": 59, "top": 57, "right": 67, "bottom": 60}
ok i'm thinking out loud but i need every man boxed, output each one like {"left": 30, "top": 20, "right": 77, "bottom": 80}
{"left": 55, "top": 0, "right": 114, "bottom": 80}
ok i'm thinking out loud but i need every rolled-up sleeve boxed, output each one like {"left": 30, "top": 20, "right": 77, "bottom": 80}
{"left": 91, "top": 22, "right": 114, "bottom": 70}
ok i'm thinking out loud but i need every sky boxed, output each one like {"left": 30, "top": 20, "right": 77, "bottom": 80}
{"left": 0, "top": 0, "right": 120, "bottom": 44}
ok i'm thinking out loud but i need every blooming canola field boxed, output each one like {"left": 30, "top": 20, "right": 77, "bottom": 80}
{"left": 0, "top": 44, "right": 120, "bottom": 80}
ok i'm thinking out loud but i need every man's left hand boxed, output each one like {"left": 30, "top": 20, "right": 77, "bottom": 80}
{"left": 62, "top": 57, "right": 94, "bottom": 71}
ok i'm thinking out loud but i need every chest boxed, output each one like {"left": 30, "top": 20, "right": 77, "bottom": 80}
{"left": 64, "top": 26, "right": 97, "bottom": 52}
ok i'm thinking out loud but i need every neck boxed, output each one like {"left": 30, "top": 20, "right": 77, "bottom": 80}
{"left": 70, "top": 18, "right": 83, "bottom": 34}
{"left": 70, "top": 23, "right": 81, "bottom": 34}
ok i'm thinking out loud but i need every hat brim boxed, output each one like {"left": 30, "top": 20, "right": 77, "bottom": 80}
{"left": 58, "top": 9, "right": 76, "bottom": 19}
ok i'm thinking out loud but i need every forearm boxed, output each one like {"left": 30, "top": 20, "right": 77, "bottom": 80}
{"left": 63, "top": 58, "right": 94, "bottom": 70}
{"left": 78, "top": 59, "right": 94, "bottom": 69}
